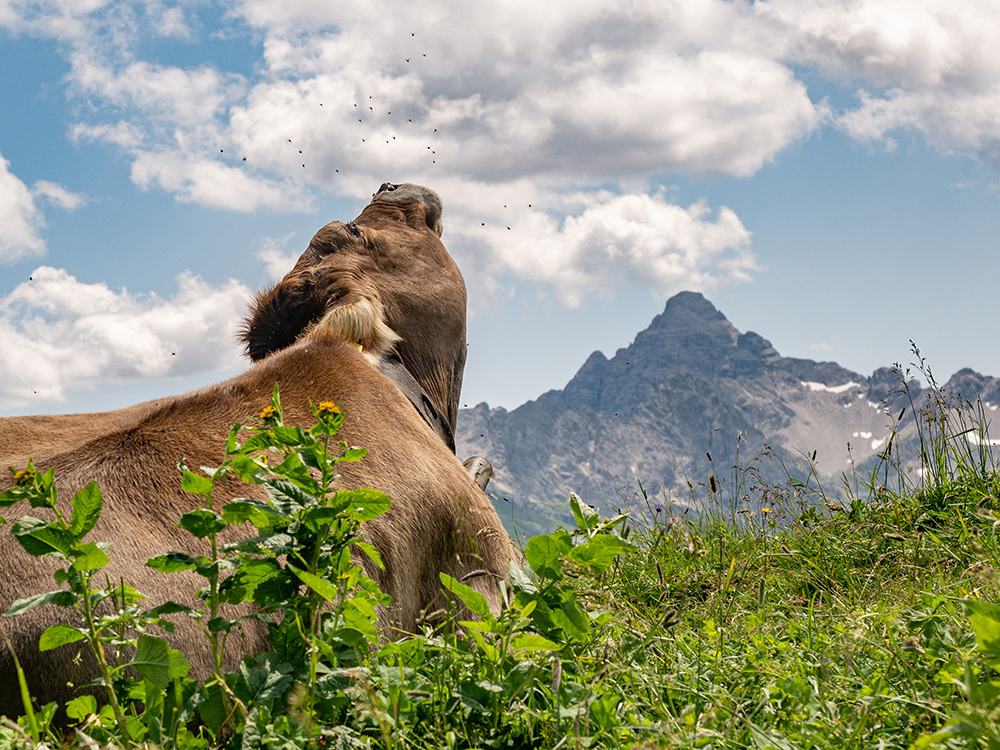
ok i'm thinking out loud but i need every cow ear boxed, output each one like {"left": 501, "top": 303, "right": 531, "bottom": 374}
{"left": 418, "top": 187, "right": 443, "bottom": 236}
{"left": 370, "top": 184, "right": 443, "bottom": 236}
{"left": 241, "top": 281, "right": 325, "bottom": 361}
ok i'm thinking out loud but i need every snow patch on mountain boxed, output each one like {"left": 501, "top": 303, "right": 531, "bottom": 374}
{"left": 801, "top": 381, "right": 861, "bottom": 394}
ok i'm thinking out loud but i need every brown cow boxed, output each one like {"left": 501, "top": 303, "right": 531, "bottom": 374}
{"left": 0, "top": 183, "right": 518, "bottom": 718}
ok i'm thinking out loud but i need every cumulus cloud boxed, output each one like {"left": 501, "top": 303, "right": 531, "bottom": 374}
{"left": 12, "top": 0, "right": 823, "bottom": 208}
{"left": 0, "top": 152, "right": 45, "bottom": 263}
{"left": 256, "top": 233, "right": 299, "bottom": 281}
{"left": 0, "top": 151, "right": 83, "bottom": 264}
{"left": 758, "top": 0, "right": 1000, "bottom": 159}
{"left": 437, "top": 181, "right": 756, "bottom": 307}
{"left": 10, "top": 0, "right": 1000, "bottom": 305}
{"left": 32, "top": 180, "right": 86, "bottom": 210}
{"left": 0, "top": 267, "right": 251, "bottom": 406}
{"left": 129, "top": 151, "right": 313, "bottom": 211}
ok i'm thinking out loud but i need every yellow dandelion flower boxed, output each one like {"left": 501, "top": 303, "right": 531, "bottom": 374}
{"left": 761, "top": 507, "right": 772, "bottom": 513}
{"left": 316, "top": 401, "right": 341, "bottom": 418}
{"left": 13, "top": 468, "right": 36, "bottom": 487}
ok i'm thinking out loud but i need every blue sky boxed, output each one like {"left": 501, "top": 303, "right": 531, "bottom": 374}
{"left": 1, "top": 0, "right": 998, "bottom": 417}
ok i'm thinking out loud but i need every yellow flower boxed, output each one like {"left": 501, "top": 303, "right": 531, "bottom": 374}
{"left": 13, "top": 467, "right": 36, "bottom": 487}
{"left": 259, "top": 405, "right": 278, "bottom": 421}
{"left": 761, "top": 507, "right": 772, "bottom": 513}
{"left": 316, "top": 401, "right": 341, "bottom": 418}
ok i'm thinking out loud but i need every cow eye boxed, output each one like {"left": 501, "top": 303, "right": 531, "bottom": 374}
{"left": 347, "top": 222, "right": 361, "bottom": 238}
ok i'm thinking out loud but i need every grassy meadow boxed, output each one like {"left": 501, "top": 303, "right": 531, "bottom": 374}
{"left": 2, "top": 369, "right": 1000, "bottom": 749}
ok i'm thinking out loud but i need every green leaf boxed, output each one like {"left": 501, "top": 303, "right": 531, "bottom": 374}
{"left": 568, "top": 534, "right": 633, "bottom": 574}
{"left": 440, "top": 573, "right": 491, "bottom": 620}
{"left": 508, "top": 561, "right": 536, "bottom": 593}
{"left": 355, "top": 540, "right": 384, "bottom": 570}
{"left": 207, "top": 617, "right": 233, "bottom": 634}
{"left": 38, "top": 624, "right": 87, "bottom": 651}
{"left": 131, "top": 634, "right": 172, "bottom": 687}
{"left": 968, "top": 600, "right": 1000, "bottom": 657}
{"left": 146, "top": 551, "right": 198, "bottom": 573}
{"left": 342, "top": 606, "right": 378, "bottom": 640}
{"left": 272, "top": 453, "right": 320, "bottom": 493}
{"left": 220, "top": 558, "right": 285, "bottom": 604}
{"left": 176, "top": 508, "right": 226, "bottom": 538}
{"left": 569, "top": 492, "right": 598, "bottom": 533}
{"left": 264, "top": 479, "right": 315, "bottom": 515}
{"left": 9, "top": 646, "right": 39, "bottom": 743}
{"left": 346, "top": 595, "right": 376, "bottom": 622}
{"left": 552, "top": 595, "right": 591, "bottom": 641}
{"left": 180, "top": 468, "right": 214, "bottom": 497}
{"left": 65, "top": 695, "right": 98, "bottom": 722}
{"left": 301, "top": 507, "right": 342, "bottom": 532}
{"left": 229, "top": 451, "right": 269, "bottom": 482}
{"left": 71, "top": 542, "right": 109, "bottom": 572}
{"left": 145, "top": 601, "right": 196, "bottom": 618}
{"left": 460, "top": 619, "right": 500, "bottom": 633}
{"left": 5, "top": 590, "right": 76, "bottom": 616}
{"left": 338, "top": 447, "right": 368, "bottom": 463}
{"left": 237, "top": 655, "right": 292, "bottom": 704}
{"left": 336, "top": 488, "right": 392, "bottom": 521}
{"left": 272, "top": 425, "right": 307, "bottom": 446}
{"left": 197, "top": 683, "right": 226, "bottom": 735}
{"left": 525, "top": 534, "right": 569, "bottom": 580}
{"left": 468, "top": 629, "right": 500, "bottom": 661}
{"left": 222, "top": 499, "right": 288, "bottom": 528}
{"left": 510, "top": 633, "right": 561, "bottom": 651}
{"left": 299, "top": 445, "right": 327, "bottom": 472}
{"left": 225, "top": 423, "right": 242, "bottom": 456}
{"left": 11, "top": 516, "right": 75, "bottom": 558}
{"left": 68, "top": 482, "right": 102, "bottom": 537}
{"left": 167, "top": 648, "right": 191, "bottom": 680}
{"left": 291, "top": 567, "right": 340, "bottom": 602}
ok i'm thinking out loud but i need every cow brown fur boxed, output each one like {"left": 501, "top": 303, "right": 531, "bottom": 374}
{"left": 0, "top": 184, "right": 518, "bottom": 719}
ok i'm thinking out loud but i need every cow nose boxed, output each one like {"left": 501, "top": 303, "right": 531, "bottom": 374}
{"left": 375, "top": 182, "right": 399, "bottom": 197}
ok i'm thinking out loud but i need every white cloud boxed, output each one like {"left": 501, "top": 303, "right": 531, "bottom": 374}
{"left": 3, "top": 0, "right": 797, "bottom": 303}
{"left": 32, "top": 180, "right": 86, "bottom": 210}
{"left": 16, "top": 0, "right": 1000, "bottom": 305}
{"left": 0, "top": 151, "right": 83, "bottom": 264}
{"left": 256, "top": 233, "right": 299, "bottom": 281}
{"left": 129, "top": 151, "right": 313, "bottom": 211}
{"left": 0, "top": 266, "right": 251, "bottom": 406}
{"left": 0, "top": 151, "right": 45, "bottom": 263}
{"left": 758, "top": 0, "right": 1000, "bottom": 159}
{"left": 443, "top": 182, "right": 756, "bottom": 307}
{"left": 154, "top": 4, "right": 189, "bottom": 39}
{"left": 17, "top": 0, "right": 823, "bottom": 216}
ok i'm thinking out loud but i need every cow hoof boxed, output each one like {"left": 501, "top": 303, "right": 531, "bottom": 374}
{"left": 463, "top": 456, "right": 493, "bottom": 491}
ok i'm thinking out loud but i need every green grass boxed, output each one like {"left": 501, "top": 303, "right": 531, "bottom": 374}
{"left": 4, "top": 366, "right": 1000, "bottom": 749}
{"left": 603, "top": 481, "right": 998, "bottom": 748}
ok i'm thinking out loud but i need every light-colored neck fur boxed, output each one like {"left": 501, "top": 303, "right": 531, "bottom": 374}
{"left": 305, "top": 294, "right": 401, "bottom": 365}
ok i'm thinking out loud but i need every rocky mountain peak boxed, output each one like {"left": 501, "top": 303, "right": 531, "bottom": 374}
{"left": 556, "top": 292, "right": 760, "bottom": 416}
{"left": 648, "top": 291, "right": 738, "bottom": 333}
{"left": 456, "top": 292, "right": 1000, "bottom": 534}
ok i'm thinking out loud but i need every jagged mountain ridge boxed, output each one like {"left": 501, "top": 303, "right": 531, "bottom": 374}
{"left": 456, "top": 292, "right": 1000, "bottom": 535}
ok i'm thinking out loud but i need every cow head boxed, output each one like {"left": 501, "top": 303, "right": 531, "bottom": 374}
{"left": 241, "top": 183, "right": 467, "bottom": 437}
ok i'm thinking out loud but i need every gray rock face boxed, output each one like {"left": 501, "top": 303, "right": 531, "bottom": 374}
{"left": 457, "top": 292, "right": 1000, "bottom": 534}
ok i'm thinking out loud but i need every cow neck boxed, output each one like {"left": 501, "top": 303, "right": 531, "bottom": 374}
{"left": 377, "top": 350, "right": 456, "bottom": 453}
